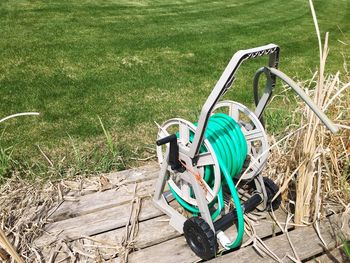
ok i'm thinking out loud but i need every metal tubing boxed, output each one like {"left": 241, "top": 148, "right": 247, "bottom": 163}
{"left": 214, "top": 193, "right": 262, "bottom": 232}
{"left": 253, "top": 67, "right": 274, "bottom": 120}
{"left": 268, "top": 67, "right": 339, "bottom": 134}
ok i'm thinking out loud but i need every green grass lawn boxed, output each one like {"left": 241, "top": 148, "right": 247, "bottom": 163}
{"left": 0, "top": 0, "right": 349, "bottom": 179}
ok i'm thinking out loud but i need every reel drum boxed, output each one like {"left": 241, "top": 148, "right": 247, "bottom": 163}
{"left": 213, "top": 100, "right": 269, "bottom": 180}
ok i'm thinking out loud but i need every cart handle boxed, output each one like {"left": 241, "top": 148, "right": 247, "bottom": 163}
{"left": 189, "top": 44, "right": 280, "bottom": 159}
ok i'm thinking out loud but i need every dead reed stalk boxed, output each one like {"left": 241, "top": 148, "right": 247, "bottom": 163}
{"left": 0, "top": 228, "right": 23, "bottom": 263}
{"left": 267, "top": 0, "right": 350, "bottom": 225}
{"left": 293, "top": 1, "right": 350, "bottom": 224}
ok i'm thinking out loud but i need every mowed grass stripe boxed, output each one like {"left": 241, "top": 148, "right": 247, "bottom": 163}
{"left": 0, "top": 0, "right": 349, "bottom": 177}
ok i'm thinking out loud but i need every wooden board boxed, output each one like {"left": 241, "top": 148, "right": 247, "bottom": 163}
{"left": 35, "top": 164, "right": 347, "bottom": 263}
{"left": 306, "top": 246, "right": 348, "bottom": 262}
{"left": 50, "top": 179, "right": 156, "bottom": 221}
{"left": 36, "top": 164, "right": 160, "bottom": 247}
{"left": 36, "top": 197, "right": 162, "bottom": 247}
{"left": 115, "top": 210, "right": 291, "bottom": 263}
{"left": 91, "top": 215, "right": 179, "bottom": 253}
{"left": 102, "top": 164, "right": 159, "bottom": 185}
{"left": 208, "top": 213, "right": 343, "bottom": 262}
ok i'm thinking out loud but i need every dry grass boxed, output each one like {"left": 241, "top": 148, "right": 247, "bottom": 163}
{"left": 263, "top": 0, "right": 350, "bottom": 226}
{"left": 0, "top": 176, "right": 57, "bottom": 262}
{"left": 0, "top": 228, "right": 23, "bottom": 263}
{"left": 0, "top": 172, "right": 126, "bottom": 262}
{"left": 266, "top": 63, "right": 350, "bottom": 222}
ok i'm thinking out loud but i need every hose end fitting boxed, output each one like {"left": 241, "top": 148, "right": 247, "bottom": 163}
{"left": 216, "top": 231, "right": 231, "bottom": 250}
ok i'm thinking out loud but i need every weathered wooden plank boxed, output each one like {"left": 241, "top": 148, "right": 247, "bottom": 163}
{"left": 50, "top": 179, "right": 156, "bottom": 222}
{"left": 36, "top": 163, "right": 347, "bottom": 263}
{"left": 117, "top": 238, "right": 194, "bottom": 263}
{"left": 103, "top": 164, "right": 159, "bottom": 185}
{"left": 91, "top": 215, "right": 179, "bottom": 252}
{"left": 40, "top": 215, "right": 178, "bottom": 263}
{"left": 115, "top": 210, "right": 289, "bottom": 263}
{"left": 209, "top": 213, "right": 342, "bottom": 263}
{"left": 40, "top": 211, "right": 180, "bottom": 262}
{"left": 35, "top": 197, "right": 162, "bottom": 247}
{"left": 306, "top": 246, "right": 348, "bottom": 262}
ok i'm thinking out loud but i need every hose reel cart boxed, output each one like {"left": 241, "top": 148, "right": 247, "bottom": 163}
{"left": 154, "top": 44, "right": 338, "bottom": 260}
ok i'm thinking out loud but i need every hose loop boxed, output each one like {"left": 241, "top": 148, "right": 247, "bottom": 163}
{"left": 171, "top": 113, "right": 247, "bottom": 248}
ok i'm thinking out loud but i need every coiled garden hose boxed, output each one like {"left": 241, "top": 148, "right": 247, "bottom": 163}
{"left": 170, "top": 113, "right": 248, "bottom": 249}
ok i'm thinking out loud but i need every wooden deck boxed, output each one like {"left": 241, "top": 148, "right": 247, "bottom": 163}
{"left": 35, "top": 164, "right": 348, "bottom": 262}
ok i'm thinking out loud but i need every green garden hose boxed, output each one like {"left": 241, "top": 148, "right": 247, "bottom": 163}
{"left": 170, "top": 113, "right": 247, "bottom": 249}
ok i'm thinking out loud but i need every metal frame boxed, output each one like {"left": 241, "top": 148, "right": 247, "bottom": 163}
{"left": 153, "top": 148, "right": 214, "bottom": 233}
{"left": 154, "top": 44, "right": 281, "bottom": 235}
{"left": 153, "top": 43, "right": 338, "bottom": 248}
{"left": 153, "top": 149, "right": 187, "bottom": 233}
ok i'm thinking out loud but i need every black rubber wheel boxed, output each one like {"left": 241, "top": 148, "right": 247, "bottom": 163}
{"left": 263, "top": 177, "right": 282, "bottom": 211}
{"left": 183, "top": 217, "right": 217, "bottom": 260}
